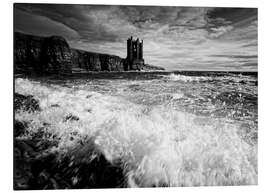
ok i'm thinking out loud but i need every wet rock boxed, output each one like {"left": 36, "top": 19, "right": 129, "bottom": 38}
{"left": 50, "top": 104, "right": 60, "bottom": 108}
{"left": 86, "top": 95, "right": 92, "bottom": 98}
{"left": 14, "top": 137, "right": 60, "bottom": 190}
{"left": 64, "top": 114, "right": 80, "bottom": 122}
{"left": 14, "top": 120, "right": 28, "bottom": 137}
{"left": 58, "top": 139, "right": 125, "bottom": 189}
{"left": 14, "top": 139, "right": 37, "bottom": 190}
{"left": 14, "top": 159, "right": 32, "bottom": 190}
{"left": 42, "top": 122, "right": 51, "bottom": 127}
{"left": 14, "top": 93, "right": 40, "bottom": 112}
{"left": 240, "top": 80, "right": 248, "bottom": 84}
{"left": 14, "top": 136, "right": 125, "bottom": 190}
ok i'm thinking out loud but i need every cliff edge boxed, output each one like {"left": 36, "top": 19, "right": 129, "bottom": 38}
{"left": 14, "top": 32, "right": 164, "bottom": 75}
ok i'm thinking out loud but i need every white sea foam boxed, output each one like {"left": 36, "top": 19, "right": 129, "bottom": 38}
{"left": 164, "top": 73, "right": 212, "bottom": 82}
{"left": 163, "top": 73, "right": 257, "bottom": 84}
{"left": 15, "top": 78, "right": 257, "bottom": 187}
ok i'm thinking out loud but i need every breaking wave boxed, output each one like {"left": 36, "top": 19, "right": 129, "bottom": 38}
{"left": 162, "top": 73, "right": 257, "bottom": 84}
{"left": 163, "top": 73, "right": 211, "bottom": 82}
{"left": 15, "top": 78, "right": 257, "bottom": 187}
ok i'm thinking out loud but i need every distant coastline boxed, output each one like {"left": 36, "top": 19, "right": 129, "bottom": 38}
{"left": 14, "top": 32, "right": 165, "bottom": 76}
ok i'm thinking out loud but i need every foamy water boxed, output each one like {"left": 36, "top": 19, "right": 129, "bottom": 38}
{"left": 15, "top": 72, "right": 257, "bottom": 187}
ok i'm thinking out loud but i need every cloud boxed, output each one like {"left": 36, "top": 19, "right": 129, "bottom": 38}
{"left": 14, "top": 8, "right": 80, "bottom": 39}
{"left": 208, "top": 25, "right": 234, "bottom": 38}
{"left": 241, "top": 62, "right": 258, "bottom": 67}
{"left": 211, "top": 55, "right": 257, "bottom": 59}
{"left": 14, "top": 4, "right": 257, "bottom": 71}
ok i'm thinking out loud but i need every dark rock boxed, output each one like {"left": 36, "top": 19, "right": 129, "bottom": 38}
{"left": 14, "top": 136, "right": 125, "bottom": 190}
{"left": 55, "top": 139, "right": 125, "bottom": 189}
{"left": 14, "top": 32, "right": 44, "bottom": 75}
{"left": 14, "top": 120, "right": 28, "bottom": 137}
{"left": 64, "top": 114, "right": 80, "bottom": 122}
{"left": 71, "top": 49, "right": 125, "bottom": 72}
{"left": 14, "top": 136, "right": 60, "bottom": 190}
{"left": 14, "top": 158, "right": 32, "bottom": 190}
{"left": 14, "top": 93, "right": 40, "bottom": 112}
{"left": 50, "top": 104, "right": 60, "bottom": 108}
{"left": 99, "top": 54, "right": 124, "bottom": 71}
{"left": 40, "top": 36, "right": 72, "bottom": 74}
{"left": 71, "top": 49, "right": 102, "bottom": 71}
{"left": 14, "top": 32, "right": 72, "bottom": 75}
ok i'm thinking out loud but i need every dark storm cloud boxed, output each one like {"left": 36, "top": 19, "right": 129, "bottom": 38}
{"left": 14, "top": 4, "right": 120, "bottom": 42}
{"left": 206, "top": 8, "right": 257, "bottom": 25}
{"left": 14, "top": 4, "right": 258, "bottom": 71}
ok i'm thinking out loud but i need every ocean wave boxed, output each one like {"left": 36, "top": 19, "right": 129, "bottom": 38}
{"left": 15, "top": 78, "right": 257, "bottom": 187}
{"left": 163, "top": 73, "right": 212, "bottom": 82}
{"left": 162, "top": 73, "right": 257, "bottom": 85}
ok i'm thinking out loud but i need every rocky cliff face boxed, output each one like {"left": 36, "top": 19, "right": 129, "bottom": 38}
{"left": 71, "top": 49, "right": 125, "bottom": 72}
{"left": 15, "top": 32, "right": 43, "bottom": 74}
{"left": 14, "top": 32, "right": 164, "bottom": 74}
{"left": 40, "top": 36, "right": 72, "bottom": 74}
{"left": 15, "top": 32, "right": 72, "bottom": 74}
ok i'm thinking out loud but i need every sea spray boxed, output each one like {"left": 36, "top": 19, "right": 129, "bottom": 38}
{"left": 14, "top": 78, "right": 257, "bottom": 187}
{"left": 164, "top": 73, "right": 212, "bottom": 82}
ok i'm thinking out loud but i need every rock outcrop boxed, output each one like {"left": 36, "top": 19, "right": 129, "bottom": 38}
{"left": 71, "top": 49, "right": 125, "bottom": 72}
{"left": 14, "top": 32, "right": 164, "bottom": 75}
{"left": 14, "top": 93, "right": 41, "bottom": 112}
{"left": 15, "top": 32, "right": 43, "bottom": 74}
{"left": 14, "top": 32, "right": 72, "bottom": 75}
{"left": 40, "top": 36, "right": 72, "bottom": 74}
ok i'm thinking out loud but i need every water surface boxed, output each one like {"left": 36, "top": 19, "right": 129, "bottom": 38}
{"left": 15, "top": 71, "right": 258, "bottom": 187}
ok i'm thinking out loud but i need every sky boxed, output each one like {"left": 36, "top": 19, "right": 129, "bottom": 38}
{"left": 14, "top": 4, "right": 257, "bottom": 71}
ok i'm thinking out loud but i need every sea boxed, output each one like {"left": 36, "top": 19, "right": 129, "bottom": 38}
{"left": 15, "top": 71, "right": 258, "bottom": 187}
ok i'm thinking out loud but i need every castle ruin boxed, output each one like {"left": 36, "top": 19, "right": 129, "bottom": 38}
{"left": 125, "top": 36, "right": 144, "bottom": 70}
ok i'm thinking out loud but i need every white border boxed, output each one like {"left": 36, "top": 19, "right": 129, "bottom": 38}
{"left": 1, "top": 0, "right": 269, "bottom": 193}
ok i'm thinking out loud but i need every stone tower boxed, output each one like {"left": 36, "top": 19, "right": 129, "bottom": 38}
{"left": 126, "top": 36, "right": 144, "bottom": 70}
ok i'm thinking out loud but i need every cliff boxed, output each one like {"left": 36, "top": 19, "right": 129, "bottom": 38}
{"left": 14, "top": 32, "right": 164, "bottom": 74}
{"left": 14, "top": 32, "right": 72, "bottom": 75}
{"left": 71, "top": 49, "right": 125, "bottom": 72}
